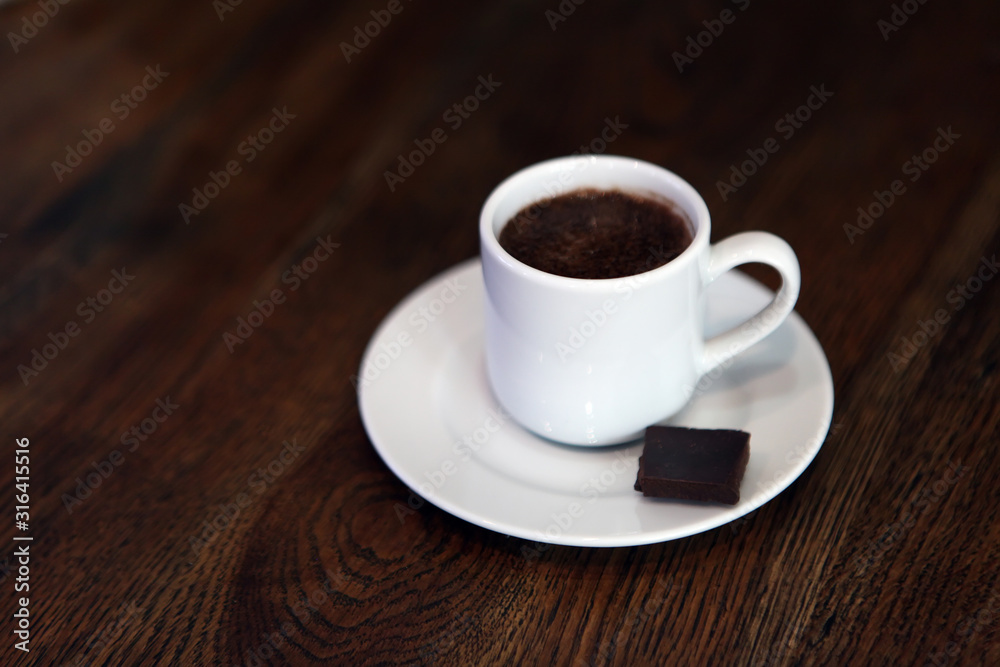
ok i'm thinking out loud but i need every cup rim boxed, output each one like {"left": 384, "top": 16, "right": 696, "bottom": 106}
{"left": 479, "top": 155, "right": 711, "bottom": 290}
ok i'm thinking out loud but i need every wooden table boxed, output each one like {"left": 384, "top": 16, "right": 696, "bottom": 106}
{"left": 2, "top": 1, "right": 998, "bottom": 664}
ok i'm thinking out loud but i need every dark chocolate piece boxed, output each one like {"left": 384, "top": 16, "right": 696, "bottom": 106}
{"left": 634, "top": 426, "right": 750, "bottom": 504}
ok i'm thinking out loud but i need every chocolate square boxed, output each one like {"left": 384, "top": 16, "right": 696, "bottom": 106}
{"left": 634, "top": 426, "right": 750, "bottom": 504}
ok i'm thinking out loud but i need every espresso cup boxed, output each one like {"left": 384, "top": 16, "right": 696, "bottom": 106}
{"left": 480, "top": 155, "right": 800, "bottom": 446}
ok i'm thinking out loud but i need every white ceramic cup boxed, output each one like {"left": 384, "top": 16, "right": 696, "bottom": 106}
{"left": 480, "top": 155, "right": 800, "bottom": 446}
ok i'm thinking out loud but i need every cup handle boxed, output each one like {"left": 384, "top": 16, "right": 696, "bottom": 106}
{"left": 698, "top": 231, "right": 801, "bottom": 375}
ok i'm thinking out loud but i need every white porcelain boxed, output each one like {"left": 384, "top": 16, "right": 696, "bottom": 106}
{"left": 480, "top": 155, "right": 801, "bottom": 445}
{"left": 357, "top": 260, "right": 834, "bottom": 547}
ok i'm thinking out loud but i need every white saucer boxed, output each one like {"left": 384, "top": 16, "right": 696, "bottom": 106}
{"left": 358, "top": 259, "right": 834, "bottom": 547}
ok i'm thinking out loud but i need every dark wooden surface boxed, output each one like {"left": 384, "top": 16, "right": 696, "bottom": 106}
{"left": 1, "top": 0, "right": 999, "bottom": 665}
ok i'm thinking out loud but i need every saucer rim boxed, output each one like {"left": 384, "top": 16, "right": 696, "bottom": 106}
{"left": 358, "top": 258, "right": 835, "bottom": 547}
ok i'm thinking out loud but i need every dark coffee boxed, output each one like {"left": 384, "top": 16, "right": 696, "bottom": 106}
{"left": 497, "top": 188, "right": 693, "bottom": 280}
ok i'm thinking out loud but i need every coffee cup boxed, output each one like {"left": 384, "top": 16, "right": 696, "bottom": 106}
{"left": 479, "top": 155, "right": 800, "bottom": 446}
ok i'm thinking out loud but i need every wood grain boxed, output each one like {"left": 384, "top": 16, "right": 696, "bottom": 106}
{"left": 0, "top": 0, "right": 998, "bottom": 665}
